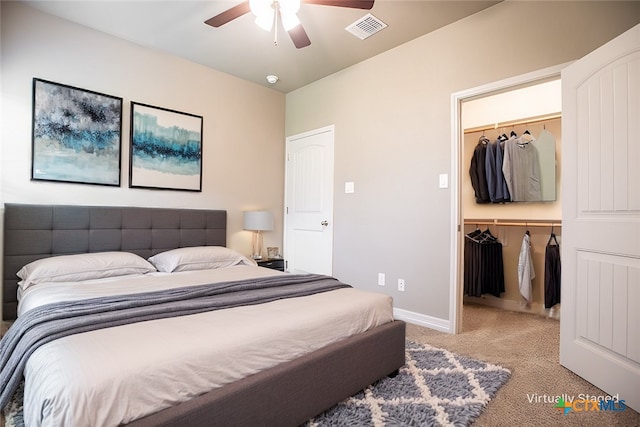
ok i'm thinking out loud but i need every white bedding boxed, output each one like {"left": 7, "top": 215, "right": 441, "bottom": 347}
{"left": 19, "top": 265, "right": 394, "bottom": 427}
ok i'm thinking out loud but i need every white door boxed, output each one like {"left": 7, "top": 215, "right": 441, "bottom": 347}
{"left": 284, "top": 125, "right": 334, "bottom": 275}
{"left": 561, "top": 23, "right": 640, "bottom": 412}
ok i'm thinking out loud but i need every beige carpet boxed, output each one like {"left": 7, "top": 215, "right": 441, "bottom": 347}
{"left": 406, "top": 303, "right": 640, "bottom": 426}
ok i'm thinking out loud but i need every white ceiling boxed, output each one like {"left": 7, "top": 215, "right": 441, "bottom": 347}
{"left": 22, "top": 0, "right": 501, "bottom": 93}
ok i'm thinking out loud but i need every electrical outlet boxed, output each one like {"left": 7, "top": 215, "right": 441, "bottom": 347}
{"left": 378, "top": 273, "right": 385, "bottom": 286}
{"left": 398, "top": 279, "right": 405, "bottom": 292}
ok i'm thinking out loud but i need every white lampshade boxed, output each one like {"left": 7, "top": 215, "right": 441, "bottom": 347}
{"left": 243, "top": 210, "right": 274, "bottom": 231}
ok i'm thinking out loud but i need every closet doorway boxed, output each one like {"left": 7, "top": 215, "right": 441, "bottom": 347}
{"left": 452, "top": 25, "right": 640, "bottom": 409}
{"left": 450, "top": 63, "right": 567, "bottom": 334}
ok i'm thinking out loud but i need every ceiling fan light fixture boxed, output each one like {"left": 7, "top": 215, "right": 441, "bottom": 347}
{"left": 250, "top": 0, "right": 274, "bottom": 31}
{"left": 279, "top": 0, "right": 300, "bottom": 15}
{"left": 250, "top": 0, "right": 300, "bottom": 32}
{"left": 254, "top": 13, "right": 274, "bottom": 31}
{"left": 280, "top": 11, "right": 300, "bottom": 31}
{"left": 249, "top": 0, "right": 272, "bottom": 16}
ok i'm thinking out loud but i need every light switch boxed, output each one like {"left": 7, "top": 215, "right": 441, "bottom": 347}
{"left": 439, "top": 174, "right": 448, "bottom": 189}
{"left": 345, "top": 181, "right": 355, "bottom": 193}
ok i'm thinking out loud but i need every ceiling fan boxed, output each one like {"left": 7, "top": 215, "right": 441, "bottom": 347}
{"left": 205, "top": 0, "right": 375, "bottom": 49}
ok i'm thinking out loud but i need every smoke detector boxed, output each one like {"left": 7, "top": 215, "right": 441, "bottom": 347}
{"left": 266, "top": 75, "right": 279, "bottom": 84}
{"left": 345, "top": 13, "right": 387, "bottom": 40}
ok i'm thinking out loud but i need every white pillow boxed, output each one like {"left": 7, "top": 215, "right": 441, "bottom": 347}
{"left": 148, "top": 246, "right": 256, "bottom": 273}
{"left": 17, "top": 251, "right": 157, "bottom": 290}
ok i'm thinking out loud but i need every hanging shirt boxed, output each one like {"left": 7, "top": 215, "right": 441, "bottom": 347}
{"left": 533, "top": 129, "right": 556, "bottom": 201}
{"left": 495, "top": 138, "right": 511, "bottom": 202}
{"left": 485, "top": 140, "right": 498, "bottom": 202}
{"left": 502, "top": 137, "right": 542, "bottom": 202}
{"left": 496, "top": 138, "right": 511, "bottom": 203}
{"left": 470, "top": 139, "right": 490, "bottom": 203}
{"left": 518, "top": 232, "right": 535, "bottom": 303}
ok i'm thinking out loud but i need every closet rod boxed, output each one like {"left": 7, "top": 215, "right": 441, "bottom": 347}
{"left": 464, "top": 219, "right": 562, "bottom": 228}
{"left": 464, "top": 112, "right": 562, "bottom": 135}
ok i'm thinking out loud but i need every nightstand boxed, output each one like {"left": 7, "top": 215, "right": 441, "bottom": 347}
{"left": 257, "top": 258, "right": 285, "bottom": 272}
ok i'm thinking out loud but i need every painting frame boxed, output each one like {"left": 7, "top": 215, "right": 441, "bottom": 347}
{"left": 129, "top": 102, "right": 203, "bottom": 192}
{"left": 31, "top": 78, "right": 123, "bottom": 186}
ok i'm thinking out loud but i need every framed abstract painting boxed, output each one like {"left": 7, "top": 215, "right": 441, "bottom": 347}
{"left": 31, "top": 78, "right": 123, "bottom": 186}
{"left": 129, "top": 102, "right": 203, "bottom": 192}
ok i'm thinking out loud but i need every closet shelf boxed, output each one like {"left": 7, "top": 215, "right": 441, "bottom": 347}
{"left": 464, "top": 112, "right": 561, "bottom": 135}
{"left": 464, "top": 219, "right": 562, "bottom": 228}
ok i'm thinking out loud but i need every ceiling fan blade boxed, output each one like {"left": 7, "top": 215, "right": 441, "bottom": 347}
{"left": 303, "top": 0, "right": 374, "bottom": 10}
{"left": 204, "top": 1, "right": 251, "bottom": 27}
{"left": 288, "top": 24, "right": 311, "bottom": 49}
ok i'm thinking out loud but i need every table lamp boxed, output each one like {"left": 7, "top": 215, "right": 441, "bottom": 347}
{"left": 243, "top": 210, "right": 274, "bottom": 259}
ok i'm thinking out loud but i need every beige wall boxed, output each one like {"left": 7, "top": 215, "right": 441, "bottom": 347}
{"left": 285, "top": 1, "right": 640, "bottom": 324}
{"left": 0, "top": 2, "right": 285, "bottom": 252}
{"left": 0, "top": 2, "right": 286, "bottom": 320}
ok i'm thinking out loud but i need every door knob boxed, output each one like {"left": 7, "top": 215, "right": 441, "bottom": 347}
{"left": 321, "top": 220, "right": 329, "bottom": 226}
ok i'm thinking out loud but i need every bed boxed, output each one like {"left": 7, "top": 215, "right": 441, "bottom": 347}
{"left": 1, "top": 203, "right": 406, "bottom": 426}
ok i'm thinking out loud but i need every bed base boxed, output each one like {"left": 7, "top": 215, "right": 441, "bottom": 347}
{"left": 2, "top": 204, "right": 406, "bottom": 426}
{"left": 129, "top": 320, "right": 406, "bottom": 427}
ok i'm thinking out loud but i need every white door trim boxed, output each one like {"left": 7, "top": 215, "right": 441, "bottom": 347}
{"left": 449, "top": 62, "right": 571, "bottom": 334}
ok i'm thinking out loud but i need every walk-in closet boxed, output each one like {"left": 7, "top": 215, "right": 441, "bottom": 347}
{"left": 461, "top": 79, "right": 562, "bottom": 319}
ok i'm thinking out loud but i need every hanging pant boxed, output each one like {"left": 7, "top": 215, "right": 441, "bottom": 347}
{"left": 544, "top": 244, "right": 561, "bottom": 308}
{"left": 464, "top": 235, "right": 504, "bottom": 298}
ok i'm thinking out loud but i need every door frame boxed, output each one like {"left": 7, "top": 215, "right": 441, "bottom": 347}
{"left": 449, "top": 62, "right": 571, "bottom": 334}
{"left": 283, "top": 125, "right": 335, "bottom": 274}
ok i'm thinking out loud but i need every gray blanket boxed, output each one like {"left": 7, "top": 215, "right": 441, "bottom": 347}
{"left": 0, "top": 273, "right": 349, "bottom": 410}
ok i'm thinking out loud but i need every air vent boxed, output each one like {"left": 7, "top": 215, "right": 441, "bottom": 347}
{"left": 345, "top": 13, "right": 387, "bottom": 40}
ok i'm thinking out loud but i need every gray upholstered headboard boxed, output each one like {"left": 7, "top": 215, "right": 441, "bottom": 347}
{"left": 2, "top": 204, "right": 227, "bottom": 320}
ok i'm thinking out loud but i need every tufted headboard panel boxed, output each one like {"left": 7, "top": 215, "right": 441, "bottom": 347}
{"left": 2, "top": 204, "right": 227, "bottom": 320}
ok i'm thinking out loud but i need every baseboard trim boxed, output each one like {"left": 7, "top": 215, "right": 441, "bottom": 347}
{"left": 393, "top": 298, "right": 560, "bottom": 334}
{"left": 393, "top": 308, "right": 452, "bottom": 334}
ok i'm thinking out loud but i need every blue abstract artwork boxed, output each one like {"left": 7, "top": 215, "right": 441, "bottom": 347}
{"left": 129, "top": 102, "right": 203, "bottom": 191}
{"left": 31, "top": 79, "right": 122, "bottom": 186}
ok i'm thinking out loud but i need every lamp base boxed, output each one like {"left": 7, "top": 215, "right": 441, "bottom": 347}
{"left": 251, "top": 230, "right": 264, "bottom": 260}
